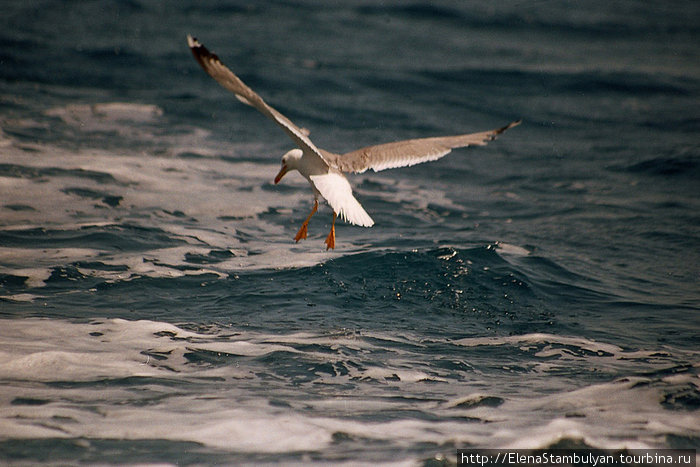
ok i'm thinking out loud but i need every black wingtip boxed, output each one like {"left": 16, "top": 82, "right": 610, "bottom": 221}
{"left": 187, "top": 35, "right": 221, "bottom": 70}
{"left": 186, "top": 35, "right": 199, "bottom": 49}
{"left": 485, "top": 120, "right": 521, "bottom": 142}
{"left": 496, "top": 119, "right": 522, "bottom": 134}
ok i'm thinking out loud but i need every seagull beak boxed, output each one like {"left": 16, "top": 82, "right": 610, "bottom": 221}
{"left": 274, "top": 165, "right": 289, "bottom": 184}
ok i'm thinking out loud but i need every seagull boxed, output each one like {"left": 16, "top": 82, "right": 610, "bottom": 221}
{"left": 187, "top": 36, "right": 520, "bottom": 249}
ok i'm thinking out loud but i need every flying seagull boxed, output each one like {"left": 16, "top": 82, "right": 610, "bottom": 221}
{"left": 187, "top": 35, "right": 520, "bottom": 249}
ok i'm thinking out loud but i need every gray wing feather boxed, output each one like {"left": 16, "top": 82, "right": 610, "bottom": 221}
{"left": 335, "top": 120, "right": 521, "bottom": 174}
{"left": 187, "top": 35, "right": 329, "bottom": 165}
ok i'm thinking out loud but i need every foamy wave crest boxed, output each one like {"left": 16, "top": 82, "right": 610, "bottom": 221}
{"left": 45, "top": 102, "right": 164, "bottom": 127}
{"left": 1, "top": 318, "right": 697, "bottom": 455}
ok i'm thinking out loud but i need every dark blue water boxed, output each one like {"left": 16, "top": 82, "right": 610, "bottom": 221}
{"left": 1, "top": 1, "right": 699, "bottom": 464}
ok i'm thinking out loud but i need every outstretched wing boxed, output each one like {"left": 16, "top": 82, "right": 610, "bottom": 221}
{"left": 333, "top": 120, "right": 521, "bottom": 174}
{"left": 187, "top": 35, "right": 329, "bottom": 166}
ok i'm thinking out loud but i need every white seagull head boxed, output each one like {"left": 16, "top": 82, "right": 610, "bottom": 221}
{"left": 274, "top": 148, "right": 303, "bottom": 184}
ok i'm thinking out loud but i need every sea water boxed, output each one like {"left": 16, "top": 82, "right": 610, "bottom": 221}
{"left": 1, "top": 1, "right": 698, "bottom": 465}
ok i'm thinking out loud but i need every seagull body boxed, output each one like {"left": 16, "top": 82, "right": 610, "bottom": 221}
{"left": 187, "top": 35, "right": 520, "bottom": 249}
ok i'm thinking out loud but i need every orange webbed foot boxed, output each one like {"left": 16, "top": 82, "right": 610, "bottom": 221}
{"left": 294, "top": 223, "right": 309, "bottom": 242}
{"left": 324, "top": 227, "right": 335, "bottom": 250}
{"left": 324, "top": 213, "right": 337, "bottom": 250}
{"left": 294, "top": 199, "right": 318, "bottom": 243}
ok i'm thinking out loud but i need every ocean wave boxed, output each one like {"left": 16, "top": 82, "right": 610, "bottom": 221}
{"left": 0, "top": 114, "right": 604, "bottom": 303}
{"left": 2, "top": 0, "right": 698, "bottom": 462}
{"left": 625, "top": 156, "right": 699, "bottom": 177}
{"left": 0, "top": 318, "right": 697, "bottom": 458}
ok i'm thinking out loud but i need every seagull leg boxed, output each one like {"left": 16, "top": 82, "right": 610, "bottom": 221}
{"left": 294, "top": 199, "right": 318, "bottom": 242}
{"left": 324, "top": 212, "right": 337, "bottom": 250}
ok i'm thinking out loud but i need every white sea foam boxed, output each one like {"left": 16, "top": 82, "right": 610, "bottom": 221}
{"left": 0, "top": 108, "right": 354, "bottom": 288}
{"left": 495, "top": 242, "right": 531, "bottom": 257}
{"left": 45, "top": 102, "right": 164, "bottom": 124}
{"left": 500, "top": 374, "right": 700, "bottom": 450}
{"left": 0, "top": 318, "right": 697, "bottom": 457}
{"left": 359, "top": 366, "right": 447, "bottom": 383}
{"left": 42, "top": 102, "right": 166, "bottom": 146}
{"left": 453, "top": 332, "right": 623, "bottom": 355}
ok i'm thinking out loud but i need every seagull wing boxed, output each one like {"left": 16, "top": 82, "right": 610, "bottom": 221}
{"left": 187, "top": 35, "right": 329, "bottom": 165}
{"left": 334, "top": 120, "right": 521, "bottom": 174}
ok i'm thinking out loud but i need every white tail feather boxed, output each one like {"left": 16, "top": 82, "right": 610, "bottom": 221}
{"left": 310, "top": 173, "right": 374, "bottom": 227}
